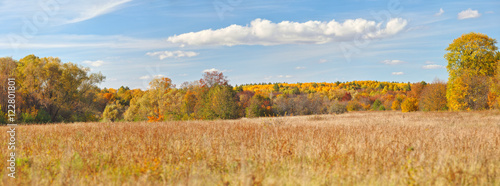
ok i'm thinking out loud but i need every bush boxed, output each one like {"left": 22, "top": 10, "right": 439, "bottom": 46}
{"left": 35, "top": 109, "right": 52, "bottom": 123}
{"left": 401, "top": 97, "right": 419, "bottom": 112}
{"left": 379, "top": 105, "right": 386, "bottom": 111}
{"left": 371, "top": 99, "right": 383, "bottom": 111}
{"left": 0, "top": 106, "right": 6, "bottom": 124}
{"left": 21, "top": 112, "right": 36, "bottom": 123}
{"left": 329, "top": 101, "right": 347, "bottom": 114}
{"left": 346, "top": 100, "right": 362, "bottom": 111}
{"left": 246, "top": 94, "right": 271, "bottom": 118}
{"left": 103, "top": 102, "right": 125, "bottom": 122}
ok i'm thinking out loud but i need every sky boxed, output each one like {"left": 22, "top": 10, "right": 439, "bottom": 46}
{"left": 0, "top": 0, "right": 499, "bottom": 89}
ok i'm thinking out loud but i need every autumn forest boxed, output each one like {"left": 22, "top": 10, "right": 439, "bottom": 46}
{"left": 1, "top": 32, "right": 499, "bottom": 124}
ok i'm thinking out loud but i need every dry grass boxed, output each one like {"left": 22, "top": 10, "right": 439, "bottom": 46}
{"left": 1, "top": 111, "right": 500, "bottom": 185}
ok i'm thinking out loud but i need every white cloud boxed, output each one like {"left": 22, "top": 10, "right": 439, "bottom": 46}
{"left": 83, "top": 60, "right": 104, "bottom": 67}
{"left": 139, "top": 74, "right": 164, "bottom": 80}
{"left": 435, "top": 8, "right": 444, "bottom": 16}
{"left": 0, "top": 34, "right": 174, "bottom": 50}
{"left": 146, "top": 50, "right": 199, "bottom": 60}
{"left": 392, "top": 72, "right": 404, "bottom": 75}
{"left": 425, "top": 61, "right": 435, "bottom": 64}
{"left": 167, "top": 18, "right": 408, "bottom": 47}
{"left": 139, "top": 75, "right": 150, "bottom": 80}
{"left": 381, "top": 59, "right": 405, "bottom": 65}
{"left": 319, "top": 59, "right": 328, "bottom": 63}
{"left": 458, "top": 8, "right": 481, "bottom": 20}
{"left": 203, "top": 68, "right": 219, "bottom": 73}
{"left": 485, "top": 11, "right": 494, "bottom": 14}
{"left": 277, "top": 75, "right": 293, "bottom": 78}
{"left": 422, "top": 64, "right": 445, "bottom": 69}
{"left": 65, "top": 0, "right": 132, "bottom": 24}
{"left": 295, "top": 66, "right": 306, "bottom": 70}
{"left": 202, "top": 68, "right": 228, "bottom": 73}
{"left": 0, "top": 0, "right": 132, "bottom": 25}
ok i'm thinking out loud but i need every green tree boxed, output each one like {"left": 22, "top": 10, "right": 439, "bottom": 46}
{"left": 200, "top": 85, "right": 239, "bottom": 119}
{"left": 102, "top": 101, "right": 125, "bottom": 122}
{"left": 246, "top": 94, "right": 271, "bottom": 118}
{"left": 16, "top": 55, "right": 105, "bottom": 122}
{"left": 273, "top": 83, "right": 280, "bottom": 92}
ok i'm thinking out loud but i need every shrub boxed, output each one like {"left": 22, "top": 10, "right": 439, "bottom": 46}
{"left": 329, "top": 101, "right": 347, "bottom": 114}
{"left": 379, "top": 105, "right": 386, "bottom": 111}
{"left": 0, "top": 106, "right": 6, "bottom": 124}
{"left": 346, "top": 100, "right": 362, "bottom": 111}
{"left": 371, "top": 99, "right": 383, "bottom": 111}
{"left": 35, "top": 109, "right": 52, "bottom": 123}
{"left": 103, "top": 102, "right": 125, "bottom": 122}
{"left": 21, "top": 112, "right": 36, "bottom": 123}
{"left": 246, "top": 94, "right": 271, "bottom": 118}
{"left": 401, "top": 97, "right": 419, "bottom": 112}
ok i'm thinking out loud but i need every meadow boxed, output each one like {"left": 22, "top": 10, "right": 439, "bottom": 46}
{"left": 1, "top": 111, "right": 499, "bottom": 185}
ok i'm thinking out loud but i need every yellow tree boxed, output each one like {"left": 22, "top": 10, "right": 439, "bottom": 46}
{"left": 445, "top": 32, "right": 499, "bottom": 110}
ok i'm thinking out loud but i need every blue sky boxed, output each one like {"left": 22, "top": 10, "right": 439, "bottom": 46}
{"left": 0, "top": 0, "right": 499, "bottom": 89}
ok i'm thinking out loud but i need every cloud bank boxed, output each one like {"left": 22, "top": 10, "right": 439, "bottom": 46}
{"left": 167, "top": 18, "right": 408, "bottom": 47}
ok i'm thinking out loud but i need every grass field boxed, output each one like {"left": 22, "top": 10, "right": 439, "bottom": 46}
{"left": 1, "top": 111, "right": 500, "bottom": 185}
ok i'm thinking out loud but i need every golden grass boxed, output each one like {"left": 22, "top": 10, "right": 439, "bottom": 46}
{"left": 1, "top": 111, "right": 500, "bottom": 185}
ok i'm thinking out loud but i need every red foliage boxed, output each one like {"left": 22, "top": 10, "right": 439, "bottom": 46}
{"left": 341, "top": 92, "right": 352, "bottom": 102}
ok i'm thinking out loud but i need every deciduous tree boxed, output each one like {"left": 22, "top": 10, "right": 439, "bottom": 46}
{"left": 445, "top": 32, "right": 499, "bottom": 110}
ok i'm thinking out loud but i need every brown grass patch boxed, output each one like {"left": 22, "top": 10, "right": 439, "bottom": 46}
{"left": 1, "top": 111, "right": 499, "bottom": 185}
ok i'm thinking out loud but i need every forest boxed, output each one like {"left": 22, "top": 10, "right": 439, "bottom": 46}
{"left": 0, "top": 32, "right": 499, "bottom": 124}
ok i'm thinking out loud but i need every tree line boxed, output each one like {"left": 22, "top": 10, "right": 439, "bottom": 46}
{"left": 0, "top": 32, "right": 499, "bottom": 124}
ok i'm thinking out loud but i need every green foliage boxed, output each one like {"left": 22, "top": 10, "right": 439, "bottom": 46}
{"left": 35, "top": 109, "right": 52, "bottom": 123}
{"left": 103, "top": 102, "right": 125, "bottom": 122}
{"left": 371, "top": 99, "right": 383, "bottom": 111}
{"left": 14, "top": 55, "right": 105, "bottom": 123}
{"left": 199, "top": 85, "right": 239, "bottom": 119}
{"left": 273, "top": 83, "right": 280, "bottom": 92}
{"left": 0, "top": 106, "right": 6, "bottom": 124}
{"left": 246, "top": 94, "right": 271, "bottom": 118}
{"left": 21, "top": 112, "right": 36, "bottom": 123}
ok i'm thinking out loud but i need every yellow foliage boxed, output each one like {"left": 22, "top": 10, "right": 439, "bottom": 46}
{"left": 401, "top": 97, "right": 418, "bottom": 112}
{"left": 391, "top": 100, "right": 401, "bottom": 111}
